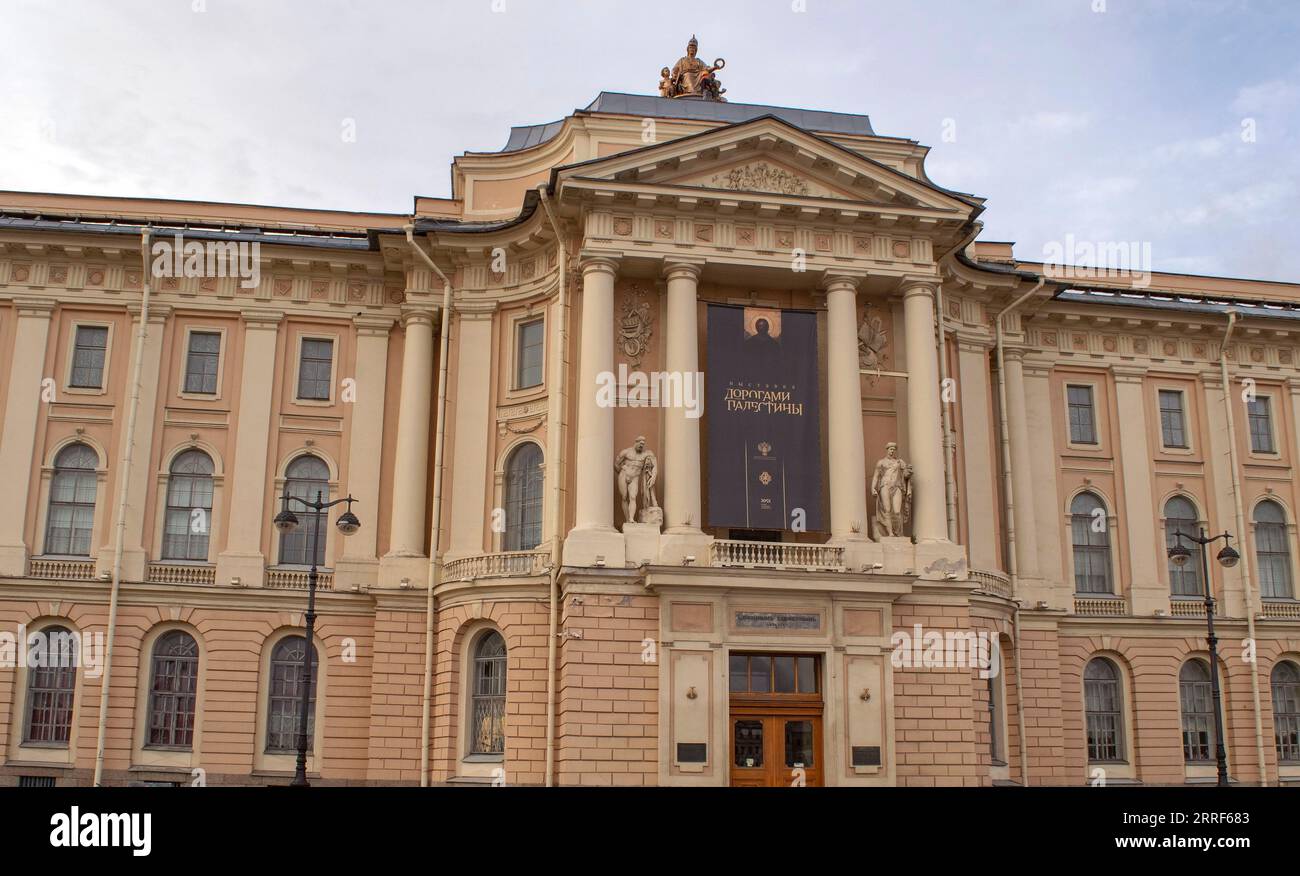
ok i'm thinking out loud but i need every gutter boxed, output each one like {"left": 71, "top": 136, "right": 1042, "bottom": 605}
{"left": 1219, "top": 311, "right": 1269, "bottom": 786}
{"left": 537, "top": 185, "right": 569, "bottom": 788}
{"left": 92, "top": 227, "right": 153, "bottom": 786}
{"left": 405, "top": 225, "right": 454, "bottom": 788}
{"left": 995, "top": 275, "right": 1044, "bottom": 787}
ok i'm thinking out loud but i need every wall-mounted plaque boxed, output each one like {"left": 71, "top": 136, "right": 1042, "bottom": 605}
{"left": 734, "top": 610, "right": 821, "bottom": 631}
{"left": 851, "top": 746, "right": 882, "bottom": 767}
{"left": 676, "top": 742, "right": 708, "bottom": 764}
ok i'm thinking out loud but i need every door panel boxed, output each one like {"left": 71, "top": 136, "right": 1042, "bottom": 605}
{"left": 728, "top": 714, "right": 823, "bottom": 787}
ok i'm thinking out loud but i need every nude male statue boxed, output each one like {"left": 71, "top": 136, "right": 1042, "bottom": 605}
{"left": 615, "top": 436, "right": 659, "bottom": 525}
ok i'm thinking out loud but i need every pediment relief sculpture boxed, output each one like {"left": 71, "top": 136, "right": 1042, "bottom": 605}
{"left": 709, "top": 162, "right": 811, "bottom": 196}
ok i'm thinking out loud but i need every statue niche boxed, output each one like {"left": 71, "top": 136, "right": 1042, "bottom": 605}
{"left": 871, "top": 442, "right": 913, "bottom": 539}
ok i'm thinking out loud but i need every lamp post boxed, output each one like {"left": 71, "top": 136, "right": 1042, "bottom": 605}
{"left": 272, "top": 489, "right": 360, "bottom": 787}
{"left": 1167, "top": 527, "right": 1240, "bottom": 788}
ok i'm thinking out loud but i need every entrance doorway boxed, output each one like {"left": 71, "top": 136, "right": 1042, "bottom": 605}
{"left": 728, "top": 652, "right": 824, "bottom": 787}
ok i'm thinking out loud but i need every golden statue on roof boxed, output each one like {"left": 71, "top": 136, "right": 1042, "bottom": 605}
{"left": 660, "top": 35, "right": 726, "bottom": 101}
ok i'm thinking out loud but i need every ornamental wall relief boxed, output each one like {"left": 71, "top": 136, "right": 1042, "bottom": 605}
{"left": 708, "top": 162, "right": 812, "bottom": 197}
{"left": 618, "top": 284, "right": 654, "bottom": 367}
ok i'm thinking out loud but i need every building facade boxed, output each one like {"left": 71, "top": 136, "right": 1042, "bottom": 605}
{"left": 1, "top": 78, "right": 1298, "bottom": 787}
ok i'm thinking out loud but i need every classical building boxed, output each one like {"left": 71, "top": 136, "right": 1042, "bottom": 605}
{"left": 1, "top": 51, "right": 1299, "bottom": 787}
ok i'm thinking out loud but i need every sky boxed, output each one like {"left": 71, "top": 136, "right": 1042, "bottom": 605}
{"left": 1, "top": 0, "right": 1298, "bottom": 280}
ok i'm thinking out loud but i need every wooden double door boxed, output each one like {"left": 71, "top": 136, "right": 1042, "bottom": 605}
{"left": 728, "top": 652, "right": 824, "bottom": 787}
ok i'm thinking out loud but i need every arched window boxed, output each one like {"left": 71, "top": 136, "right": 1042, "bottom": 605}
{"left": 278, "top": 456, "right": 329, "bottom": 567}
{"left": 1165, "top": 496, "right": 1204, "bottom": 598}
{"left": 1070, "top": 492, "right": 1113, "bottom": 594}
{"left": 1084, "top": 658, "right": 1124, "bottom": 762}
{"left": 24, "top": 626, "right": 78, "bottom": 745}
{"left": 1273, "top": 661, "right": 1300, "bottom": 763}
{"left": 146, "top": 630, "right": 198, "bottom": 749}
{"left": 43, "top": 444, "right": 98, "bottom": 556}
{"left": 1254, "top": 501, "right": 1293, "bottom": 600}
{"left": 504, "top": 443, "right": 543, "bottom": 552}
{"left": 1179, "top": 659, "right": 1216, "bottom": 763}
{"left": 470, "top": 631, "right": 506, "bottom": 755}
{"left": 266, "top": 635, "right": 318, "bottom": 754}
{"left": 162, "top": 451, "right": 215, "bottom": 562}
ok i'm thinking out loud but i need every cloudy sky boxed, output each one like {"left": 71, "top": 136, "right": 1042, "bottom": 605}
{"left": 2, "top": 0, "right": 1297, "bottom": 279}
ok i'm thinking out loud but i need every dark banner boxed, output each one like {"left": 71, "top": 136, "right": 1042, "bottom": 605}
{"left": 706, "top": 304, "right": 823, "bottom": 531}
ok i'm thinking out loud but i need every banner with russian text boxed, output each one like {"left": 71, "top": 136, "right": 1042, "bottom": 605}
{"left": 705, "top": 303, "right": 823, "bottom": 531}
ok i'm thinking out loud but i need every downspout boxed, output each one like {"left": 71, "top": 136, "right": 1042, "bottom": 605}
{"left": 537, "top": 186, "right": 569, "bottom": 788}
{"left": 1219, "top": 311, "right": 1269, "bottom": 786}
{"left": 406, "top": 225, "right": 453, "bottom": 788}
{"left": 995, "top": 275, "right": 1043, "bottom": 787}
{"left": 92, "top": 227, "right": 153, "bottom": 786}
{"left": 936, "top": 222, "right": 984, "bottom": 542}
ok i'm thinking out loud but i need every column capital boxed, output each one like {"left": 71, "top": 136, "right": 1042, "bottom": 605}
{"left": 578, "top": 252, "right": 621, "bottom": 278}
{"left": 353, "top": 313, "right": 396, "bottom": 336}
{"left": 953, "top": 329, "right": 994, "bottom": 353}
{"left": 1001, "top": 344, "right": 1029, "bottom": 364}
{"left": 240, "top": 308, "right": 284, "bottom": 330}
{"left": 13, "top": 297, "right": 57, "bottom": 318}
{"left": 400, "top": 304, "right": 438, "bottom": 328}
{"left": 819, "top": 269, "right": 865, "bottom": 292}
{"left": 662, "top": 258, "right": 705, "bottom": 282}
{"left": 900, "top": 277, "right": 940, "bottom": 301}
{"left": 452, "top": 300, "right": 498, "bottom": 320}
{"left": 126, "top": 301, "right": 172, "bottom": 323}
{"left": 1110, "top": 364, "right": 1148, "bottom": 384}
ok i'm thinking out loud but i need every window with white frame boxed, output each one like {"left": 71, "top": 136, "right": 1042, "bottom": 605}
{"left": 1084, "top": 657, "right": 1125, "bottom": 762}
{"left": 266, "top": 635, "right": 317, "bottom": 754}
{"left": 162, "top": 450, "right": 215, "bottom": 562}
{"left": 1254, "top": 500, "right": 1293, "bottom": 599}
{"left": 1273, "top": 661, "right": 1300, "bottom": 764}
{"left": 183, "top": 331, "right": 221, "bottom": 395}
{"left": 296, "top": 338, "right": 334, "bottom": 401}
{"left": 515, "top": 318, "right": 544, "bottom": 389}
{"left": 1165, "top": 496, "right": 1204, "bottom": 598}
{"left": 1179, "top": 659, "right": 1216, "bottom": 763}
{"left": 1248, "top": 396, "right": 1276, "bottom": 453}
{"left": 1158, "top": 389, "right": 1188, "bottom": 448}
{"left": 69, "top": 325, "right": 108, "bottom": 388}
{"left": 1067, "top": 385, "right": 1098, "bottom": 445}
{"left": 469, "top": 631, "right": 506, "bottom": 756}
{"left": 1070, "top": 492, "right": 1113, "bottom": 593}
{"left": 43, "top": 443, "right": 98, "bottom": 556}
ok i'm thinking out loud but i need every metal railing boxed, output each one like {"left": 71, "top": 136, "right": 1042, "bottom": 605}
{"left": 710, "top": 539, "right": 844, "bottom": 571}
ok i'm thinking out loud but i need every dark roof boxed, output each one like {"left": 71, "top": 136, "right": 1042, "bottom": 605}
{"left": 1056, "top": 287, "right": 1300, "bottom": 322}
{"left": 498, "top": 91, "right": 875, "bottom": 153}
{"left": 0, "top": 213, "right": 372, "bottom": 250}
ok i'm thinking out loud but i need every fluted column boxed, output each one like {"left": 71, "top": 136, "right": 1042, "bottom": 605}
{"left": 0, "top": 298, "right": 55, "bottom": 575}
{"left": 663, "top": 260, "right": 703, "bottom": 533}
{"left": 386, "top": 306, "right": 435, "bottom": 557}
{"left": 563, "top": 255, "right": 625, "bottom": 567}
{"left": 1002, "top": 347, "right": 1040, "bottom": 577}
{"left": 902, "top": 281, "right": 948, "bottom": 543}
{"left": 824, "top": 273, "right": 869, "bottom": 541}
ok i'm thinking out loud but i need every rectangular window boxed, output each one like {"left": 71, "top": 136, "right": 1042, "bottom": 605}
{"left": 515, "top": 319, "right": 544, "bottom": 389}
{"left": 1067, "top": 385, "right": 1098, "bottom": 444}
{"left": 1158, "top": 390, "right": 1187, "bottom": 448}
{"left": 69, "top": 325, "right": 108, "bottom": 388}
{"left": 1248, "top": 397, "right": 1275, "bottom": 453}
{"left": 183, "top": 331, "right": 221, "bottom": 394}
{"left": 296, "top": 338, "right": 334, "bottom": 401}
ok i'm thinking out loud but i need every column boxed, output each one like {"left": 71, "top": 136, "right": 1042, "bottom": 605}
{"left": 1002, "top": 347, "right": 1040, "bottom": 579}
{"left": 386, "top": 307, "right": 435, "bottom": 556}
{"left": 215, "top": 309, "right": 283, "bottom": 587}
{"left": 1024, "top": 357, "right": 1066, "bottom": 596}
{"left": 446, "top": 302, "right": 495, "bottom": 558}
{"left": 955, "top": 332, "right": 999, "bottom": 571}
{"left": 902, "top": 281, "right": 949, "bottom": 543}
{"left": 563, "top": 255, "right": 625, "bottom": 567}
{"left": 824, "top": 274, "right": 869, "bottom": 541}
{"left": 0, "top": 298, "right": 55, "bottom": 575}
{"left": 662, "top": 260, "right": 704, "bottom": 533}
{"left": 103, "top": 303, "right": 170, "bottom": 580}
{"left": 1113, "top": 366, "right": 1162, "bottom": 615}
{"left": 336, "top": 314, "right": 393, "bottom": 589}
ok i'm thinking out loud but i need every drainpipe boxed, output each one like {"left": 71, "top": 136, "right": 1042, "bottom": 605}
{"left": 538, "top": 186, "right": 569, "bottom": 788}
{"left": 995, "top": 275, "right": 1043, "bottom": 787}
{"left": 406, "top": 224, "right": 453, "bottom": 788}
{"left": 936, "top": 222, "right": 984, "bottom": 543}
{"left": 1219, "top": 310, "right": 1269, "bottom": 786}
{"left": 92, "top": 227, "right": 153, "bottom": 786}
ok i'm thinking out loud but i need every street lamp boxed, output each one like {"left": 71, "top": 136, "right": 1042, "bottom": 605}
{"left": 272, "top": 488, "right": 360, "bottom": 787}
{"left": 1167, "top": 527, "right": 1239, "bottom": 787}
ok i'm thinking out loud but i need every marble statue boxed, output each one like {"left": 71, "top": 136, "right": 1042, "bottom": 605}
{"left": 616, "top": 436, "right": 660, "bottom": 526}
{"left": 871, "top": 442, "right": 913, "bottom": 538}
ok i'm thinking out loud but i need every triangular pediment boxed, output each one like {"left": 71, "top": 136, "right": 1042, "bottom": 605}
{"left": 556, "top": 114, "right": 976, "bottom": 217}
